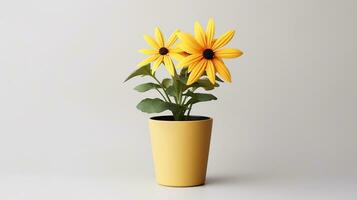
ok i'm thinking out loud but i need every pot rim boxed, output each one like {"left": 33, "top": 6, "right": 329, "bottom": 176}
{"left": 149, "top": 115, "right": 212, "bottom": 123}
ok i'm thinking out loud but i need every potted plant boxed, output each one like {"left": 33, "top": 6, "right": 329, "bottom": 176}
{"left": 125, "top": 18, "right": 243, "bottom": 187}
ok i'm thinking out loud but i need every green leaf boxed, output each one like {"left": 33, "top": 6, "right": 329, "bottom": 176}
{"left": 162, "top": 78, "right": 173, "bottom": 88}
{"left": 177, "top": 76, "right": 188, "bottom": 85}
{"left": 167, "top": 78, "right": 188, "bottom": 99}
{"left": 124, "top": 64, "right": 152, "bottom": 82}
{"left": 191, "top": 78, "right": 219, "bottom": 91}
{"left": 185, "top": 91, "right": 218, "bottom": 105}
{"left": 180, "top": 67, "right": 188, "bottom": 76}
{"left": 215, "top": 75, "right": 224, "bottom": 82}
{"left": 166, "top": 86, "right": 176, "bottom": 97}
{"left": 134, "top": 83, "right": 160, "bottom": 92}
{"left": 136, "top": 98, "right": 169, "bottom": 113}
{"left": 136, "top": 98, "right": 187, "bottom": 114}
{"left": 173, "top": 76, "right": 189, "bottom": 93}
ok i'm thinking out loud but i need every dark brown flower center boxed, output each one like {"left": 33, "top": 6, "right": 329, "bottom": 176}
{"left": 159, "top": 47, "right": 169, "bottom": 55}
{"left": 203, "top": 49, "right": 214, "bottom": 59}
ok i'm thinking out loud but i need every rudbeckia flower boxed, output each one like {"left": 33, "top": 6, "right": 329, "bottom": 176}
{"left": 177, "top": 18, "right": 243, "bottom": 85}
{"left": 138, "top": 28, "right": 182, "bottom": 76}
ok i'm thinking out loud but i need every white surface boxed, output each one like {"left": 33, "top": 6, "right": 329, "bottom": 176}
{"left": 1, "top": 174, "right": 356, "bottom": 199}
{"left": 1, "top": 0, "right": 357, "bottom": 199}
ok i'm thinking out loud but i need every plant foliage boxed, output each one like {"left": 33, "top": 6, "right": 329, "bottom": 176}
{"left": 125, "top": 64, "right": 219, "bottom": 120}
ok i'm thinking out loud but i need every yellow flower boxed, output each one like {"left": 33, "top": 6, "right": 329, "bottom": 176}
{"left": 138, "top": 28, "right": 182, "bottom": 76}
{"left": 177, "top": 18, "right": 243, "bottom": 85}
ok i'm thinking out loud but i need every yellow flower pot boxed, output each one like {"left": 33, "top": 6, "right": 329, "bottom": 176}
{"left": 149, "top": 116, "right": 213, "bottom": 187}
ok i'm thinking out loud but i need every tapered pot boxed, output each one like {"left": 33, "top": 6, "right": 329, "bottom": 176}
{"left": 149, "top": 115, "right": 213, "bottom": 187}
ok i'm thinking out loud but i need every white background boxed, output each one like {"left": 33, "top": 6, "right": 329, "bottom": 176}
{"left": 1, "top": 0, "right": 356, "bottom": 199}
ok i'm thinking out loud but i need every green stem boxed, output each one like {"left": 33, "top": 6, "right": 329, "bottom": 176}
{"left": 181, "top": 95, "right": 187, "bottom": 106}
{"left": 187, "top": 104, "right": 192, "bottom": 117}
{"left": 177, "top": 82, "right": 182, "bottom": 105}
{"left": 154, "top": 88, "right": 167, "bottom": 102}
{"left": 184, "top": 88, "right": 195, "bottom": 117}
{"left": 172, "top": 110, "right": 179, "bottom": 121}
{"left": 151, "top": 75, "right": 172, "bottom": 103}
{"left": 173, "top": 94, "right": 178, "bottom": 104}
{"left": 172, "top": 76, "right": 180, "bottom": 104}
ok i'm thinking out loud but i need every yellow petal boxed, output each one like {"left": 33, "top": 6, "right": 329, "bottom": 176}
{"left": 163, "top": 55, "right": 175, "bottom": 76}
{"left": 177, "top": 43, "right": 201, "bottom": 54}
{"left": 177, "top": 32, "right": 203, "bottom": 51}
{"left": 194, "top": 21, "right": 206, "bottom": 47}
{"left": 215, "top": 48, "right": 243, "bottom": 58}
{"left": 206, "top": 18, "right": 215, "bottom": 47}
{"left": 212, "top": 39, "right": 217, "bottom": 44}
{"left": 188, "top": 64, "right": 195, "bottom": 73}
{"left": 212, "top": 58, "right": 231, "bottom": 82}
{"left": 206, "top": 60, "right": 216, "bottom": 84}
{"left": 175, "top": 43, "right": 191, "bottom": 53}
{"left": 166, "top": 29, "right": 180, "bottom": 47}
{"left": 169, "top": 52, "right": 187, "bottom": 62}
{"left": 138, "top": 49, "right": 158, "bottom": 54}
{"left": 169, "top": 47, "right": 183, "bottom": 53}
{"left": 155, "top": 27, "right": 164, "bottom": 47}
{"left": 187, "top": 59, "right": 207, "bottom": 85}
{"left": 212, "top": 30, "right": 235, "bottom": 50}
{"left": 144, "top": 35, "right": 159, "bottom": 49}
{"left": 178, "top": 54, "right": 203, "bottom": 67}
{"left": 188, "top": 58, "right": 199, "bottom": 73}
{"left": 137, "top": 55, "right": 160, "bottom": 67}
{"left": 152, "top": 56, "right": 164, "bottom": 74}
